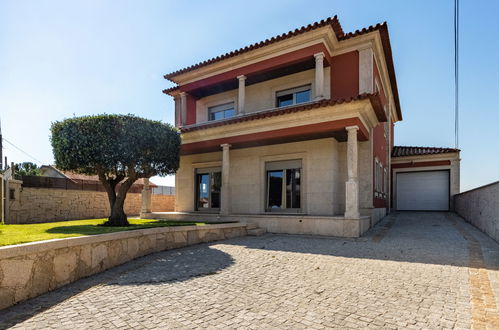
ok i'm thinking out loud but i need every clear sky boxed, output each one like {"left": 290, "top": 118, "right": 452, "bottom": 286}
{"left": 1, "top": 0, "right": 498, "bottom": 191}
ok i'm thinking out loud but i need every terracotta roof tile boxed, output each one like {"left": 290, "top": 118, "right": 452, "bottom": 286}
{"left": 162, "top": 86, "right": 180, "bottom": 95}
{"left": 164, "top": 16, "right": 343, "bottom": 81}
{"left": 392, "top": 146, "right": 460, "bottom": 157}
{"left": 180, "top": 93, "right": 380, "bottom": 133}
{"left": 162, "top": 16, "right": 402, "bottom": 120}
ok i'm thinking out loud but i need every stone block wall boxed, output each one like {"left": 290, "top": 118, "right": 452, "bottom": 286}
{"left": 0, "top": 223, "right": 247, "bottom": 310}
{"left": 8, "top": 187, "right": 175, "bottom": 224}
{"left": 454, "top": 181, "right": 499, "bottom": 243}
{"left": 151, "top": 194, "right": 175, "bottom": 213}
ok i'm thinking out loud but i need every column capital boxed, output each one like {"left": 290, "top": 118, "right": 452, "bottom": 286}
{"left": 345, "top": 125, "right": 359, "bottom": 132}
{"left": 314, "top": 52, "right": 325, "bottom": 60}
{"left": 237, "top": 75, "right": 246, "bottom": 81}
{"left": 220, "top": 143, "right": 232, "bottom": 149}
{"left": 357, "top": 44, "right": 373, "bottom": 52}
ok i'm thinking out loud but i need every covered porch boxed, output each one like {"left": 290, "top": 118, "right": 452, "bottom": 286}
{"left": 141, "top": 93, "right": 386, "bottom": 238}
{"left": 144, "top": 212, "right": 371, "bottom": 238}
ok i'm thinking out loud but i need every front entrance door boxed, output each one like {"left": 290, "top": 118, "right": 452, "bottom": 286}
{"left": 195, "top": 168, "right": 221, "bottom": 211}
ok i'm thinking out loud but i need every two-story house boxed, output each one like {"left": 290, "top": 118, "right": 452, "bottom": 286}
{"left": 159, "top": 16, "right": 460, "bottom": 237}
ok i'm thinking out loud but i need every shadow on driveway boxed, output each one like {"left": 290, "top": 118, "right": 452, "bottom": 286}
{"left": 0, "top": 245, "right": 234, "bottom": 328}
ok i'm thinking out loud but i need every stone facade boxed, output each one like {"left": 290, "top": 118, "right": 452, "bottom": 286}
{"left": 176, "top": 138, "right": 372, "bottom": 217}
{"left": 455, "top": 181, "right": 499, "bottom": 243}
{"left": 7, "top": 187, "right": 175, "bottom": 224}
{"left": 0, "top": 223, "right": 247, "bottom": 310}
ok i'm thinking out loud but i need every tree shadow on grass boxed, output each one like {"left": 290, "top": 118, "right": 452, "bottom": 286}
{"left": 44, "top": 221, "right": 203, "bottom": 236}
{"left": 0, "top": 244, "right": 234, "bottom": 328}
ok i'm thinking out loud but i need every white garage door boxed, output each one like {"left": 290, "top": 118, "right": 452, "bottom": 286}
{"left": 396, "top": 171, "right": 449, "bottom": 211}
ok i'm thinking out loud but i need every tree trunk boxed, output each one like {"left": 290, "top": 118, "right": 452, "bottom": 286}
{"left": 106, "top": 193, "right": 129, "bottom": 226}
{"left": 99, "top": 173, "right": 133, "bottom": 227}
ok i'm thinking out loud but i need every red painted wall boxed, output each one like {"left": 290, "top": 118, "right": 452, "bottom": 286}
{"left": 392, "top": 160, "right": 451, "bottom": 169}
{"left": 185, "top": 94, "right": 197, "bottom": 125}
{"left": 181, "top": 44, "right": 332, "bottom": 92}
{"left": 330, "top": 51, "right": 359, "bottom": 100}
{"left": 372, "top": 58, "right": 389, "bottom": 208}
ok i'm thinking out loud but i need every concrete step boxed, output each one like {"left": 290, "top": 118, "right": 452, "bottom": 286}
{"left": 245, "top": 223, "right": 258, "bottom": 230}
{"left": 247, "top": 228, "right": 266, "bottom": 236}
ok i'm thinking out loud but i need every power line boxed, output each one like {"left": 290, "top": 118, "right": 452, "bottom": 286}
{"left": 2, "top": 137, "right": 44, "bottom": 164}
{"left": 454, "top": 0, "right": 459, "bottom": 149}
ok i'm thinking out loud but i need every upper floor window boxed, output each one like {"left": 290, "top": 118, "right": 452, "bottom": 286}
{"left": 209, "top": 102, "right": 235, "bottom": 121}
{"left": 276, "top": 85, "right": 311, "bottom": 108}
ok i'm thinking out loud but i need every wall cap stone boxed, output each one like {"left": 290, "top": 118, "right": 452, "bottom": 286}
{"left": 455, "top": 181, "right": 499, "bottom": 197}
{"left": 0, "top": 223, "right": 245, "bottom": 259}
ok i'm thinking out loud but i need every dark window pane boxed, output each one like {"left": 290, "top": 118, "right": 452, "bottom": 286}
{"left": 285, "top": 169, "right": 301, "bottom": 208}
{"left": 224, "top": 109, "right": 236, "bottom": 118}
{"left": 277, "top": 94, "right": 293, "bottom": 107}
{"left": 211, "top": 172, "right": 221, "bottom": 208}
{"left": 197, "top": 174, "right": 210, "bottom": 209}
{"left": 286, "top": 170, "right": 292, "bottom": 208}
{"left": 295, "top": 90, "right": 311, "bottom": 104}
{"left": 267, "top": 170, "right": 283, "bottom": 208}
{"left": 293, "top": 169, "right": 301, "bottom": 208}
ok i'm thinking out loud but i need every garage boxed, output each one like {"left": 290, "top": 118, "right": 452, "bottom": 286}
{"left": 396, "top": 170, "right": 450, "bottom": 211}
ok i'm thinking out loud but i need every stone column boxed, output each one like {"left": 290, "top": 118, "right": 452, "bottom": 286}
{"left": 140, "top": 178, "right": 152, "bottom": 217}
{"left": 314, "top": 52, "right": 325, "bottom": 100}
{"left": 359, "top": 47, "right": 374, "bottom": 94}
{"left": 237, "top": 75, "right": 246, "bottom": 114}
{"left": 180, "top": 92, "right": 187, "bottom": 126}
{"left": 345, "top": 126, "right": 360, "bottom": 219}
{"left": 174, "top": 95, "right": 181, "bottom": 127}
{"left": 220, "top": 143, "right": 231, "bottom": 215}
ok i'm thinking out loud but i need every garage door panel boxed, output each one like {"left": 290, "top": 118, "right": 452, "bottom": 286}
{"left": 396, "top": 171, "right": 449, "bottom": 211}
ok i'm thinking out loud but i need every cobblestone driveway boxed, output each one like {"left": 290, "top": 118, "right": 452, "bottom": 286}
{"left": 1, "top": 212, "right": 498, "bottom": 329}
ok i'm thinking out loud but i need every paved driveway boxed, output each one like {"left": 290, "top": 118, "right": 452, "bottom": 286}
{"left": 1, "top": 212, "right": 498, "bottom": 329}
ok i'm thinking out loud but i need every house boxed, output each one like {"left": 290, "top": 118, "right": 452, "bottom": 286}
{"left": 39, "top": 165, "right": 158, "bottom": 189}
{"left": 160, "top": 16, "right": 460, "bottom": 237}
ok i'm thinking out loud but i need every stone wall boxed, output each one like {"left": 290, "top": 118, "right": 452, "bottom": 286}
{"left": 8, "top": 187, "right": 175, "bottom": 224}
{"left": 0, "top": 223, "right": 247, "bottom": 310}
{"left": 454, "top": 181, "right": 499, "bottom": 243}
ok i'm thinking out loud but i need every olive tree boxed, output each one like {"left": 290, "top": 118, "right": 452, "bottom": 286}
{"left": 51, "top": 114, "right": 180, "bottom": 226}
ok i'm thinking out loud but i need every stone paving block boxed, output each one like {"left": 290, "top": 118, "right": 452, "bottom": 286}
{"left": 1, "top": 212, "right": 498, "bottom": 329}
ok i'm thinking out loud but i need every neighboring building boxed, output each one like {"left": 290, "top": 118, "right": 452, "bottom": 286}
{"left": 40, "top": 165, "right": 158, "bottom": 188}
{"left": 161, "top": 16, "right": 460, "bottom": 237}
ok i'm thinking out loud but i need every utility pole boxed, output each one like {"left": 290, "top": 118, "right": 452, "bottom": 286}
{"left": 454, "top": 0, "right": 459, "bottom": 149}
{"left": 0, "top": 117, "right": 3, "bottom": 170}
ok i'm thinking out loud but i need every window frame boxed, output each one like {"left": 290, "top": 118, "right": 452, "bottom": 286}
{"left": 208, "top": 102, "right": 236, "bottom": 121}
{"left": 195, "top": 167, "right": 222, "bottom": 212}
{"left": 265, "top": 159, "right": 302, "bottom": 213}
{"left": 275, "top": 84, "right": 312, "bottom": 108}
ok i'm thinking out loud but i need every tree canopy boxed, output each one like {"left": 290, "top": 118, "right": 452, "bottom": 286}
{"left": 14, "top": 162, "right": 41, "bottom": 178}
{"left": 51, "top": 114, "right": 181, "bottom": 226}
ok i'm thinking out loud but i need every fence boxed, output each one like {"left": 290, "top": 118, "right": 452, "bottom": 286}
{"left": 21, "top": 176, "right": 144, "bottom": 193}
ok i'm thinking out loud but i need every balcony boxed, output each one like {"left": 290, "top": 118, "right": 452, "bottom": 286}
{"left": 167, "top": 45, "right": 387, "bottom": 155}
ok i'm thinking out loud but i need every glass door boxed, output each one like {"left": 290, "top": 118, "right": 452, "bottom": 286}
{"left": 265, "top": 160, "right": 302, "bottom": 212}
{"left": 196, "top": 168, "right": 221, "bottom": 211}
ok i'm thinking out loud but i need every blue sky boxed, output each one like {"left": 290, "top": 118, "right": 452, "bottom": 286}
{"left": 0, "top": 0, "right": 498, "bottom": 190}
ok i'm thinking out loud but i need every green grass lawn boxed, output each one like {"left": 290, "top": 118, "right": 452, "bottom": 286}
{"left": 0, "top": 218, "right": 209, "bottom": 247}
